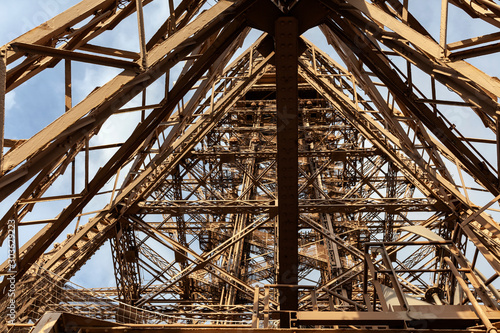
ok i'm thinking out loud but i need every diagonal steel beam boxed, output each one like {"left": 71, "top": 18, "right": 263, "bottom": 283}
{"left": 0, "top": 16, "right": 250, "bottom": 298}
{"left": 133, "top": 215, "right": 271, "bottom": 306}
{"left": 13, "top": 47, "right": 273, "bottom": 299}
{"left": 339, "top": 0, "right": 500, "bottom": 99}
{"left": 0, "top": 0, "right": 239, "bottom": 176}
{"left": 3, "top": 0, "right": 118, "bottom": 64}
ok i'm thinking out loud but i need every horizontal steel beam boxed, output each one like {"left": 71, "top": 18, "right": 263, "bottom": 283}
{"left": 295, "top": 305, "right": 500, "bottom": 329}
{"left": 192, "top": 148, "right": 382, "bottom": 159}
{"left": 10, "top": 42, "right": 140, "bottom": 70}
{"left": 137, "top": 198, "right": 438, "bottom": 214}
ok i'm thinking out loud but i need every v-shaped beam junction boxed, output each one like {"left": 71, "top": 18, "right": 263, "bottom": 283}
{"left": 2, "top": 0, "right": 500, "bottom": 330}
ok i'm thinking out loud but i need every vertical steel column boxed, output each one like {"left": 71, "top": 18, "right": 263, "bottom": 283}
{"left": 136, "top": 0, "right": 148, "bottom": 69}
{"left": 440, "top": 0, "right": 449, "bottom": 54}
{"left": 65, "top": 60, "right": 72, "bottom": 112}
{"left": 173, "top": 165, "right": 190, "bottom": 301}
{"left": 385, "top": 161, "right": 396, "bottom": 241}
{"left": 65, "top": 59, "right": 76, "bottom": 197}
{"left": 275, "top": 16, "right": 299, "bottom": 328}
{"left": 111, "top": 218, "right": 142, "bottom": 310}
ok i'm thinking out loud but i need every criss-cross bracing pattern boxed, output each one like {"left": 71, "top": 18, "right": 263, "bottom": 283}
{"left": 2, "top": 0, "right": 500, "bottom": 332}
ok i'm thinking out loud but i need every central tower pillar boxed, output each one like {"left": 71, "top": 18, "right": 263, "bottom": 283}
{"left": 275, "top": 16, "right": 299, "bottom": 328}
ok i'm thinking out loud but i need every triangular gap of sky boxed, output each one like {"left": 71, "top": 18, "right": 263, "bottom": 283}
{"left": 0, "top": 0, "right": 499, "bottom": 290}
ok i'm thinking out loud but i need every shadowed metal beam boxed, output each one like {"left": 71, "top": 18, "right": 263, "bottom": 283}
{"left": 10, "top": 43, "right": 140, "bottom": 70}
{"left": 275, "top": 16, "right": 299, "bottom": 328}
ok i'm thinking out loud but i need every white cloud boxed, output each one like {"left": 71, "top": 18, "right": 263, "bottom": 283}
{"left": 73, "top": 65, "right": 121, "bottom": 104}
{"left": 0, "top": 0, "right": 74, "bottom": 45}
{"left": 3, "top": 0, "right": 500, "bottom": 298}
{"left": 5, "top": 91, "right": 16, "bottom": 111}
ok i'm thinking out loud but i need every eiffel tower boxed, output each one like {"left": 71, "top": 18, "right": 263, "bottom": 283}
{"left": 2, "top": 0, "right": 500, "bottom": 331}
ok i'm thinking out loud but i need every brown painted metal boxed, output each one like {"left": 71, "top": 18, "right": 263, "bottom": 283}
{"left": 2, "top": 0, "right": 500, "bottom": 331}
{"left": 10, "top": 42, "right": 140, "bottom": 70}
{"left": 275, "top": 16, "right": 299, "bottom": 327}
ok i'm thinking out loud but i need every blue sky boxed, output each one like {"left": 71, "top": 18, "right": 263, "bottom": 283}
{"left": 1, "top": 0, "right": 500, "bottom": 290}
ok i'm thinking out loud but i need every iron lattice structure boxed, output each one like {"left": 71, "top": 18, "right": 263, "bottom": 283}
{"left": 2, "top": 0, "right": 500, "bottom": 332}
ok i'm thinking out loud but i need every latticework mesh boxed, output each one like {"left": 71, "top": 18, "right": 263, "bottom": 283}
{"left": 1, "top": 265, "right": 253, "bottom": 332}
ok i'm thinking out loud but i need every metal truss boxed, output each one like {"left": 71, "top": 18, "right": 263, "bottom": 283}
{"left": 2, "top": 0, "right": 500, "bottom": 332}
